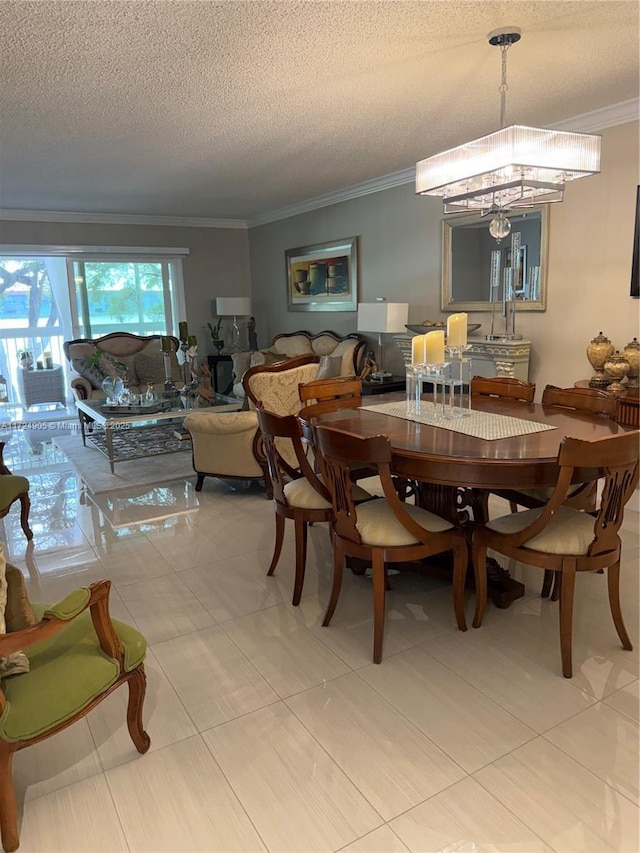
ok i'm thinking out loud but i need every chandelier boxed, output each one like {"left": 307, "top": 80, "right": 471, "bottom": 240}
{"left": 415, "top": 28, "right": 601, "bottom": 228}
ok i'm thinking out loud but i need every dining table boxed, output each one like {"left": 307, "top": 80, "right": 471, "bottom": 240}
{"left": 301, "top": 392, "right": 635, "bottom": 606}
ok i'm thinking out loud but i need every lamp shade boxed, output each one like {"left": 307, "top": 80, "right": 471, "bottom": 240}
{"left": 357, "top": 302, "right": 408, "bottom": 334}
{"left": 215, "top": 297, "right": 251, "bottom": 316}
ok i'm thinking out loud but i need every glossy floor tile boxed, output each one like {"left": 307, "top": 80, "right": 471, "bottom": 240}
{"left": 4, "top": 431, "right": 639, "bottom": 853}
{"left": 203, "top": 703, "right": 382, "bottom": 852}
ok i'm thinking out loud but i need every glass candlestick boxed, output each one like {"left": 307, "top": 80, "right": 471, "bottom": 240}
{"left": 443, "top": 345, "right": 472, "bottom": 418}
{"left": 406, "top": 363, "right": 448, "bottom": 415}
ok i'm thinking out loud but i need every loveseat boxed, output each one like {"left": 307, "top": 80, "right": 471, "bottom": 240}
{"left": 63, "top": 332, "right": 182, "bottom": 401}
{"left": 229, "top": 330, "right": 366, "bottom": 399}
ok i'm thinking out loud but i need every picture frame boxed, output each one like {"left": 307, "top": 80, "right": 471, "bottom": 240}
{"left": 286, "top": 237, "right": 358, "bottom": 312}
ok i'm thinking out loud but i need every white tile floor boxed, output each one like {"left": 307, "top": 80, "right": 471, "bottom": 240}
{"left": 1, "top": 431, "right": 639, "bottom": 853}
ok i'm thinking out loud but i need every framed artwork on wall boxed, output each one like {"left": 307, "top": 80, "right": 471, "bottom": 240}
{"left": 631, "top": 185, "right": 639, "bottom": 298}
{"left": 286, "top": 237, "right": 358, "bottom": 312}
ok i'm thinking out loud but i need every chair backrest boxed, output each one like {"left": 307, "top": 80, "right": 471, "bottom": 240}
{"left": 298, "top": 377, "right": 362, "bottom": 418}
{"left": 243, "top": 354, "right": 320, "bottom": 416}
{"left": 559, "top": 432, "right": 639, "bottom": 557}
{"left": 313, "top": 425, "right": 391, "bottom": 544}
{"left": 256, "top": 406, "right": 328, "bottom": 506}
{"left": 542, "top": 384, "right": 617, "bottom": 419}
{"left": 512, "top": 432, "right": 640, "bottom": 558}
{"left": 471, "top": 376, "right": 536, "bottom": 403}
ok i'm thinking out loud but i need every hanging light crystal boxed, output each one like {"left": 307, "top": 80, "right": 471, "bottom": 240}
{"left": 416, "top": 28, "right": 601, "bottom": 220}
{"left": 488, "top": 212, "right": 511, "bottom": 242}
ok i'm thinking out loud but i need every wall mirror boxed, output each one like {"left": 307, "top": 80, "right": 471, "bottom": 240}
{"left": 441, "top": 206, "right": 549, "bottom": 311}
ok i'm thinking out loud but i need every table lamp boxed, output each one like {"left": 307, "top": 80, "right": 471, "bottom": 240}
{"left": 215, "top": 297, "right": 252, "bottom": 352}
{"left": 357, "top": 301, "right": 409, "bottom": 379}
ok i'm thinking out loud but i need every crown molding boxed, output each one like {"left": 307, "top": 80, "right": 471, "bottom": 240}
{"left": 0, "top": 208, "right": 247, "bottom": 229}
{"left": 248, "top": 98, "right": 639, "bottom": 228}
{"left": 549, "top": 98, "right": 639, "bottom": 132}
{"left": 246, "top": 167, "right": 415, "bottom": 228}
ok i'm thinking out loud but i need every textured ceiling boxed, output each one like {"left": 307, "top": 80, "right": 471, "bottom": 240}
{"left": 0, "top": 0, "right": 638, "bottom": 221}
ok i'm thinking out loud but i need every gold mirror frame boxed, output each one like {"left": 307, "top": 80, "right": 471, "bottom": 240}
{"left": 441, "top": 205, "right": 549, "bottom": 312}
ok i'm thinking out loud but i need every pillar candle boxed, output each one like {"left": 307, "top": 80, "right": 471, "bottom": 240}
{"left": 178, "top": 321, "right": 189, "bottom": 342}
{"left": 447, "top": 313, "right": 468, "bottom": 347}
{"left": 188, "top": 335, "right": 197, "bottom": 348}
{"left": 161, "top": 336, "right": 171, "bottom": 352}
{"left": 411, "top": 334, "right": 426, "bottom": 365}
{"left": 425, "top": 330, "right": 445, "bottom": 364}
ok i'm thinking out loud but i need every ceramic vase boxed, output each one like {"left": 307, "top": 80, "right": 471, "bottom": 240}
{"left": 586, "top": 332, "right": 614, "bottom": 388}
{"left": 603, "top": 352, "right": 630, "bottom": 393}
{"left": 622, "top": 337, "right": 639, "bottom": 388}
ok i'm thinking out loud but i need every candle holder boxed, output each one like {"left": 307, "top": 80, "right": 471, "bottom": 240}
{"left": 406, "top": 363, "right": 448, "bottom": 416}
{"left": 443, "top": 345, "right": 472, "bottom": 418}
{"left": 162, "top": 351, "right": 177, "bottom": 396}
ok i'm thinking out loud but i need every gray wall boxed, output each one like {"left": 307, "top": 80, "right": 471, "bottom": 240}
{"left": 0, "top": 219, "right": 251, "bottom": 353}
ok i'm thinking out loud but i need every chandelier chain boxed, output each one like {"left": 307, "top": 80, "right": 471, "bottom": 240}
{"left": 499, "top": 44, "right": 509, "bottom": 128}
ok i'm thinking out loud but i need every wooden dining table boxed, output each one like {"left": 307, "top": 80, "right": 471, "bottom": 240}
{"left": 302, "top": 393, "right": 636, "bottom": 605}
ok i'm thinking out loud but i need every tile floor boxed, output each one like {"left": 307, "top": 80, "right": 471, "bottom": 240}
{"left": 1, "top": 431, "right": 638, "bottom": 852}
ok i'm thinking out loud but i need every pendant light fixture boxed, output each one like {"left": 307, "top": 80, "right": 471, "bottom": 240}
{"left": 415, "top": 27, "right": 601, "bottom": 234}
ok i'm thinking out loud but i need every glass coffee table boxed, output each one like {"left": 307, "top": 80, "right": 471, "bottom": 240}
{"left": 75, "top": 394, "right": 242, "bottom": 473}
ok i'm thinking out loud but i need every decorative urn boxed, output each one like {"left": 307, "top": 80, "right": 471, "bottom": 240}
{"left": 622, "top": 337, "right": 639, "bottom": 388}
{"left": 587, "top": 331, "right": 614, "bottom": 388}
{"left": 603, "top": 351, "right": 630, "bottom": 393}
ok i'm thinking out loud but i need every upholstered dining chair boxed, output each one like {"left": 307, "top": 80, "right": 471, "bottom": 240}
{"left": 0, "top": 572, "right": 149, "bottom": 852}
{"left": 256, "top": 407, "right": 371, "bottom": 605}
{"left": 472, "top": 431, "right": 639, "bottom": 678}
{"left": 313, "top": 425, "right": 468, "bottom": 664}
{"left": 494, "top": 384, "right": 620, "bottom": 598}
{"left": 0, "top": 443, "right": 32, "bottom": 541}
{"left": 470, "top": 375, "right": 536, "bottom": 403}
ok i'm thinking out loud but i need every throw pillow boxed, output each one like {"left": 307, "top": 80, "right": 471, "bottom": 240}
{"left": 99, "top": 353, "right": 129, "bottom": 381}
{"left": 134, "top": 352, "right": 181, "bottom": 386}
{"left": 250, "top": 350, "right": 284, "bottom": 368}
{"left": 70, "top": 357, "right": 104, "bottom": 390}
{"left": 315, "top": 355, "right": 343, "bottom": 380}
{"left": 0, "top": 543, "right": 30, "bottom": 677}
{"left": 5, "top": 564, "right": 37, "bottom": 632}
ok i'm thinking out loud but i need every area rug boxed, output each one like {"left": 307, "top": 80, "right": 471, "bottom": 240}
{"left": 54, "top": 431, "right": 196, "bottom": 495}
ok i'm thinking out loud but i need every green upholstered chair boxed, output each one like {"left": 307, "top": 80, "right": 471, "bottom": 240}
{"left": 0, "top": 578, "right": 149, "bottom": 852}
{"left": 0, "top": 444, "right": 32, "bottom": 542}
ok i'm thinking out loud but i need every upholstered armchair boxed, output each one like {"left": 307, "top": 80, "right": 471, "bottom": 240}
{"left": 0, "top": 443, "right": 32, "bottom": 541}
{"left": 184, "top": 354, "right": 320, "bottom": 495}
{"left": 0, "top": 566, "right": 149, "bottom": 852}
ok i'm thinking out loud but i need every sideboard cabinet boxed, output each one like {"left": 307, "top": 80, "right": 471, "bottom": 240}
{"left": 394, "top": 336, "right": 531, "bottom": 381}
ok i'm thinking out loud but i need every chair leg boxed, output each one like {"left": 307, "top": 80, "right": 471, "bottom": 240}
{"left": 267, "top": 512, "right": 285, "bottom": 576}
{"left": 607, "top": 560, "right": 633, "bottom": 651}
{"left": 559, "top": 560, "right": 577, "bottom": 678}
{"left": 0, "top": 742, "right": 19, "bottom": 853}
{"left": 472, "top": 538, "right": 488, "bottom": 628}
{"left": 509, "top": 501, "right": 519, "bottom": 514}
{"left": 292, "top": 516, "right": 308, "bottom": 606}
{"left": 126, "top": 665, "right": 151, "bottom": 754}
{"left": 371, "top": 550, "right": 386, "bottom": 664}
{"left": 195, "top": 474, "right": 205, "bottom": 492}
{"left": 541, "top": 570, "right": 553, "bottom": 598}
{"left": 19, "top": 494, "right": 33, "bottom": 541}
{"left": 451, "top": 540, "right": 468, "bottom": 632}
{"left": 551, "top": 572, "right": 561, "bottom": 601}
{"left": 322, "top": 544, "right": 344, "bottom": 627}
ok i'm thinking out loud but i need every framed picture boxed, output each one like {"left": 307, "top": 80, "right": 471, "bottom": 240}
{"left": 286, "top": 237, "right": 358, "bottom": 312}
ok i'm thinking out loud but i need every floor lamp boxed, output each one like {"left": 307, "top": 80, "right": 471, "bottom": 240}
{"left": 357, "top": 302, "right": 408, "bottom": 379}
{"left": 215, "top": 297, "right": 251, "bottom": 352}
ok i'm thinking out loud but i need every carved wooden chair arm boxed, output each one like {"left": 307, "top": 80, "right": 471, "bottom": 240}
{"left": 0, "top": 579, "right": 123, "bottom": 666}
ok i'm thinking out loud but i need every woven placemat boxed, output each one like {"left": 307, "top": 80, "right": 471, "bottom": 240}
{"left": 361, "top": 400, "right": 557, "bottom": 441}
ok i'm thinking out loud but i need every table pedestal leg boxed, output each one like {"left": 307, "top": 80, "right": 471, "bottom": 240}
{"left": 106, "top": 427, "right": 115, "bottom": 473}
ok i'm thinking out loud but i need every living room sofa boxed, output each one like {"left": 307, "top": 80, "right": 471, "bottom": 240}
{"left": 229, "top": 330, "right": 366, "bottom": 398}
{"left": 63, "top": 332, "right": 182, "bottom": 401}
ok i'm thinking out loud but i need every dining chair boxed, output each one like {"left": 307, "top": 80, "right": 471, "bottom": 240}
{"left": 0, "top": 442, "right": 33, "bottom": 541}
{"left": 0, "top": 573, "right": 149, "bottom": 852}
{"left": 298, "top": 376, "right": 362, "bottom": 418}
{"left": 256, "top": 407, "right": 371, "bottom": 605}
{"left": 313, "top": 424, "right": 468, "bottom": 664}
{"left": 472, "top": 431, "right": 639, "bottom": 678}
{"left": 495, "top": 384, "right": 620, "bottom": 597}
{"left": 470, "top": 375, "right": 536, "bottom": 403}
